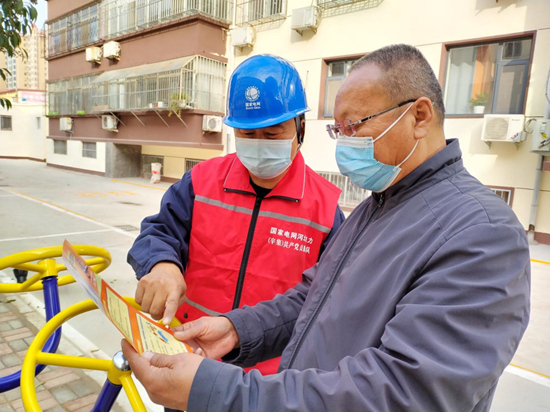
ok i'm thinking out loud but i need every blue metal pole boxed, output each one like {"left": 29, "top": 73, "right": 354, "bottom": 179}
{"left": 91, "top": 380, "right": 123, "bottom": 412}
{"left": 0, "top": 276, "right": 62, "bottom": 392}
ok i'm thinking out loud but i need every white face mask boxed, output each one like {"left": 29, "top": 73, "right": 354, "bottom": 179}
{"left": 235, "top": 135, "right": 296, "bottom": 179}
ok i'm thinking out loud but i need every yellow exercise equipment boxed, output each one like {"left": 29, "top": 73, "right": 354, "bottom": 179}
{"left": 21, "top": 298, "right": 146, "bottom": 412}
{"left": 0, "top": 245, "right": 111, "bottom": 293}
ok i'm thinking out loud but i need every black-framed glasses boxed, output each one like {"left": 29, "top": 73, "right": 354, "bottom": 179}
{"left": 326, "top": 99, "right": 417, "bottom": 139}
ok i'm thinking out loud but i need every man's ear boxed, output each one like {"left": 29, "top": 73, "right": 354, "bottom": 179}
{"left": 412, "top": 97, "right": 434, "bottom": 140}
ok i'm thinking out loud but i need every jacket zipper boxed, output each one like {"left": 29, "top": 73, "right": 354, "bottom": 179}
{"left": 232, "top": 195, "right": 263, "bottom": 310}
{"left": 287, "top": 194, "right": 385, "bottom": 368}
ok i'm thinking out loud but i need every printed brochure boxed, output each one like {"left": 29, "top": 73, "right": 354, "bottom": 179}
{"left": 62, "top": 240, "right": 192, "bottom": 355}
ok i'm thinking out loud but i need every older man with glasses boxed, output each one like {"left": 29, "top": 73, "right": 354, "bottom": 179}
{"left": 123, "top": 44, "right": 530, "bottom": 412}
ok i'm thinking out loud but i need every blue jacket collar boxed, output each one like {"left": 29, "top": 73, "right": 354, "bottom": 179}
{"left": 373, "top": 139, "right": 464, "bottom": 208}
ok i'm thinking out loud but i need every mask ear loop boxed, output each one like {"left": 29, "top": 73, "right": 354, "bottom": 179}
{"left": 373, "top": 103, "right": 414, "bottom": 143}
{"left": 397, "top": 140, "right": 419, "bottom": 167}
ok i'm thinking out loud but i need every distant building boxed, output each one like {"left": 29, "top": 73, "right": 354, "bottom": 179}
{"left": 0, "top": 27, "right": 47, "bottom": 91}
{"left": 0, "top": 90, "right": 48, "bottom": 161}
{"left": 45, "top": 0, "right": 230, "bottom": 181}
{"left": 0, "top": 27, "right": 48, "bottom": 162}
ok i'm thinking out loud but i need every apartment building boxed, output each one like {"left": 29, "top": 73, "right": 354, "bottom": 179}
{"left": 45, "top": 0, "right": 231, "bottom": 179}
{"left": 0, "top": 27, "right": 48, "bottom": 91}
{"left": 0, "top": 27, "right": 48, "bottom": 161}
{"left": 224, "top": 0, "right": 550, "bottom": 243}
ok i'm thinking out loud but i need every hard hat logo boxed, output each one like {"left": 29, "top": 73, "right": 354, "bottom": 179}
{"left": 245, "top": 86, "right": 260, "bottom": 102}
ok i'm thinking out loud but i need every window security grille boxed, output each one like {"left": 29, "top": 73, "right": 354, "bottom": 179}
{"left": 317, "top": 171, "right": 369, "bottom": 209}
{"left": 46, "top": 0, "right": 233, "bottom": 57}
{"left": 47, "top": 57, "right": 226, "bottom": 116}
{"left": 47, "top": 75, "right": 98, "bottom": 116}
{"left": 489, "top": 187, "right": 512, "bottom": 205}
{"left": 185, "top": 158, "right": 202, "bottom": 172}
{"left": 235, "top": 0, "right": 286, "bottom": 26}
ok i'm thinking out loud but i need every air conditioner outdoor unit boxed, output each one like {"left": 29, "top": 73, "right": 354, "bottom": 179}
{"left": 232, "top": 26, "right": 255, "bottom": 49}
{"left": 85, "top": 47, "right": 102, "bottom": 63}
{"left": 481, "top": 114, "right": 525, "bottom": 143}
{"left": 202, "top": 115, "right": 223, "bottom": 133}
{"left": 531, "top": 118, "right": 550, "bottom": 153}
{"left": 103, "top": 41, "right": 121, "bottom": 60}
{"left": 59, "top": 117, "right": 73, "bottom": 132}
{"left": 102, "top": 115, "right": 118, "bottom": 132}
{"left": 291, "top": 6, "right": 320, "bottom": 34}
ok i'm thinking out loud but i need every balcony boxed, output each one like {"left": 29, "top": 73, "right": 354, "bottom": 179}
{"left": 47, "top": 56, "right": 226, "bottom": 117}
{"left": 46, "top": 0, "right": 233, "bottom": 58}
{"left": 90, "top": 55, "right": 226, "bottom": 115}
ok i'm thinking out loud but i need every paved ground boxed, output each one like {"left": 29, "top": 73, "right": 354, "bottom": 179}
{"left": 0, "top": 158, "right": 549, "bottom": 411}
{"left": 0, "top": 294, "right": 125, "bottom": 412}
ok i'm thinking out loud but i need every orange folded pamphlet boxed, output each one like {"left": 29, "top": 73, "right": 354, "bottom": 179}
{"left": 62, "top": 240, "right": 192, "bottom": 355}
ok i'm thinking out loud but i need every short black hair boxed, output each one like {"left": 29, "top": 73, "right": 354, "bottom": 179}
{"left": 352, "top": 44, "right": 445, "bottom": 125}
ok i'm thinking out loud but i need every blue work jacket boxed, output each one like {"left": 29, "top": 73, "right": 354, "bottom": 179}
{"left": 188, "top": 139, "right": 531, "bottom": 412}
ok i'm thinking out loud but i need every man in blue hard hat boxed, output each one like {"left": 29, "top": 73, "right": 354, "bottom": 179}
{"left": 127, "top": 54, "right": 345, "bottom": 376}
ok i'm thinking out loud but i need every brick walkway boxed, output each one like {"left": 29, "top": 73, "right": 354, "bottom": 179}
{"left": 0, "top": 291, "right": 126, "bottom": 412}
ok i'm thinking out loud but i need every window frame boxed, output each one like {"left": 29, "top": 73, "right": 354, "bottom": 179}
{"left": 439, "top": 31, "right": 536, "bottom": 118}
{"left": 487, "top": 185, "right": 514, "bottom": 207}
{"left": 53, "top": 139, "right": 68, "bottom": 155}
{"left": 82, "top": 141, "right": 97, "bottom": 159}
{"left": 185, "top": 158, "right": 202, "bottom": 172}
{"left": 318, "top": 54, "right": 364, "bottom": 120}
{"left": 1, "top": 116, "right": 12, "bottom": 131}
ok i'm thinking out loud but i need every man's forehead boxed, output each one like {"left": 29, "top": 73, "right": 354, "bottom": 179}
{"left": 335, "top": 64, "right": 383, "bottom": 118}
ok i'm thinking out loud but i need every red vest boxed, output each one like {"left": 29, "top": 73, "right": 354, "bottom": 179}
{"left": 175, "top": 152, "right": 341, "bottom": 374}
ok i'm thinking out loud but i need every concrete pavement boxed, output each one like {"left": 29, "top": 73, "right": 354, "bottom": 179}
{"left": 0, "top": 158, "right": 549, "bottom": 411}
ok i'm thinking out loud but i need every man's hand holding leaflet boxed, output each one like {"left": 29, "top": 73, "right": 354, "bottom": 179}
{"left": 62, "top": 240, "right": 193, "bottom": 355}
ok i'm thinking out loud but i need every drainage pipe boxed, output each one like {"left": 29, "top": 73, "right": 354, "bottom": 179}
{"left": 527, "top": 68, "right": 550, "bottom": 243}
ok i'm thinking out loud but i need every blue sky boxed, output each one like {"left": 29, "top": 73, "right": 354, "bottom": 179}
{"left": 35, "top": 0, "right": 47, "bottom": 28}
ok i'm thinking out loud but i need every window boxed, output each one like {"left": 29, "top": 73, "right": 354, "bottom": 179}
{"left": 185, "top": 158, "right": 202, "bottom": 172}
{"left": 444, "top": 37, "right": 532, "bottom": 116}
{"left": 236, "top": 0, "right": 286, "bottom": 25}
{"left": 317, "top": 171, "right": 369, "bottom": 209}
{"left": 323, "top": 58, "right": 358, "bottom": 118}
{"left": 488, "top": 186, "right": 514, "bottom": 206}
{"left": 36, "top": 117, "right": 41, "bottom": 129}
{"left": 1, "top": 116, "right": 12, "bottom": 131}
{"left": 82, "top": 142, "right": 97, "bottom": 158}
{"left": 53, "top": 140, "right": 67, "bottom": 155}
{"left": 48, "top": 74, "right": 98, "bottom": 115}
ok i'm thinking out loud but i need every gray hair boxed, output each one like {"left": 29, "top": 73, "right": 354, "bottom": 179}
{"left": 351, "top": 44, "right": 445, "bottom": 125}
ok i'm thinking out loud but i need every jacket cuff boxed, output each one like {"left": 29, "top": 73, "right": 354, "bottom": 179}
{"left": 138, "top": 254, "right": 184, "bottom": 279}
{"left": 188, "top": 358, "right": 243, "bottom": 412}
{"left": 222, "top": 310, "right": 262, "bottom": 367}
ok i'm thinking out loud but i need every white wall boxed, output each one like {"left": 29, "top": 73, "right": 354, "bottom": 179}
{"left": 47, "top": 140, "right": 107, "bottom": 174}
{"left": 228, "top": 0, "right": 550, "bottom": 235}
{"left": 0, "top": 103, "right": 47, "bottom": 160}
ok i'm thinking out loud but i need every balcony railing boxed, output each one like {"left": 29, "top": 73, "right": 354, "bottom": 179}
{"left": 47, "top": 75, "right": 98, "bottom": 116}
{"left": 47, "top": 56, "right": 225, "bottom": 116}
{"left": 46, "top": 0, "right": 233, "bottom": 58}
{"left": 101, "top": 0, "right": 232, "bottom": 39}
{"left": 317, "top": 171, "right": 369, "bottom": 209}
{"left": 234, "top": 0, "right": 286, "bottom": 26}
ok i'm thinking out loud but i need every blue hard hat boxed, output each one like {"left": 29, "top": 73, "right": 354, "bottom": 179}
{"left": 224, "top": 54, "right": 310, "bottom": 129}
